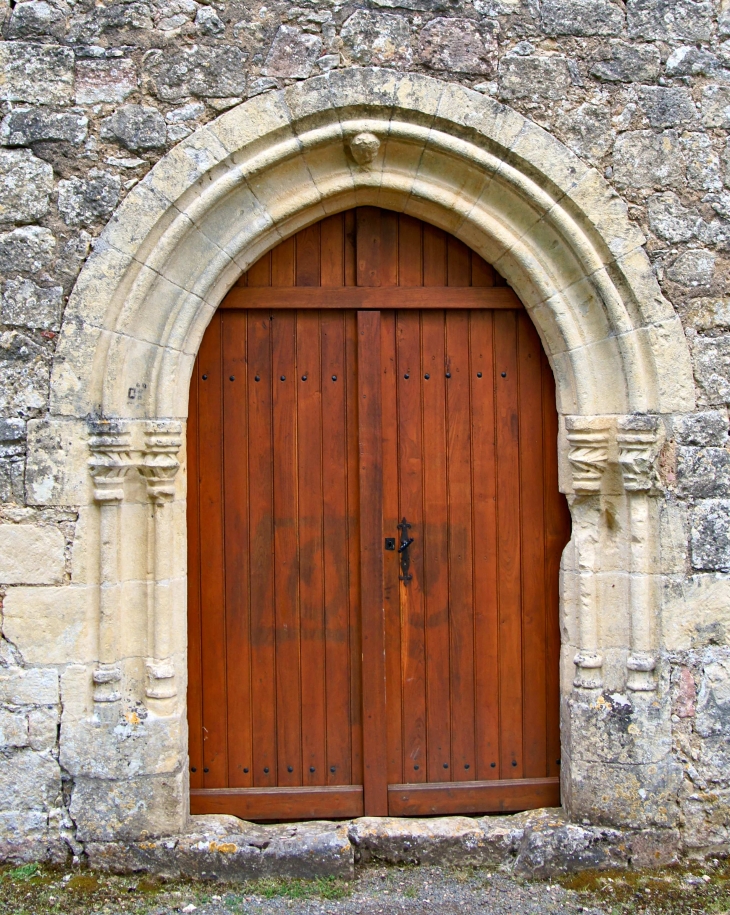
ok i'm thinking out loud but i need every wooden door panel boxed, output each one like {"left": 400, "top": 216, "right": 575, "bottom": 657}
{"left": 188, "top": 208, "right": 570, "bottom": 820}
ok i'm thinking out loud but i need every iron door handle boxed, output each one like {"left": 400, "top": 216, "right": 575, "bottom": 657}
{"left": 397, "top": 517, "right": 413, "bottom": 584}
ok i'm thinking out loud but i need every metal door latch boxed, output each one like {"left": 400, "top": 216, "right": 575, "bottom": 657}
{"left": 384, "top": 538, "right": 396, "bottom": 551}
{"left": 398, "top": 517, "right": 414, "bottom": 584}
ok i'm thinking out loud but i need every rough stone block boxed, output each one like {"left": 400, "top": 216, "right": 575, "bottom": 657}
{"left": 0, "top": 667, "right": 59, "bottom": 707}
{"left": 57, "top": 170, "right": 120, "bottom": 228}
{"left": 647, "top": 192, "right": 701, "bottom": 243}
{"left": 677, "top": 447, "right": 730, "bottom": 499}
{"left": 27, "top": 707, "right": 58, "bottom": 752}
{"left": 7, "top": 1, "right": 66, "bottom": 40}
{"left": 590, "top": 41, "right": 660, "bottom": 82}
{"left": 0, "top": 330, "right": 51, "bottom": 418}
{"left": 674, "top": 411, "right": 729, "bottom": 447}
{"left": 0, "top": 524, "right": 65, "bottom": 585}
{"left": 0, "top": 108, "right": 88, "bottom": 147}
{"left": 627, "top": 0, "right": 713, "bottom": 42}
{"left": 143, "top": 46, "right": 248, "bottom": 102}
{"left": 541, "top": 0, "right": 625, "bottom": 36}
{"left": 75, "top": 59, "right": 137, "bottom": 105}
{"left": 702, "top": 86, "right": 730, "bottom": 129}
{"left": 25, "top": 418, "right": 90, "bottom": 506}
{"left": 514, "top": 820, "right": 629, "bottom": 876}
{"left": 2, "top": 586, "right": 93, "bottom": 664}
{"left": 691, "top": 500, "right": 730, "bottom": 571}
{"left": 341, "top": 11, "right": 413, "bottom": 68}
{"left": 2, "top": 278, "right": 63, "bottom": 331}
{"left": 692, "top": 335, "right": 730, "bottom": 405}
{"left": 0, "top": 709, "right": 28, "bottom": 748}
{"left": 0, "top": 226, "right": 55, "bottom": 274}
{"left": 70, "top": 771, "right": 186, "bottom": 842}
{"left": 613, "top": 131, "right": 684, "bottom": 190}
{"left": 0, "top": 149, "right": 53, "bottom": 225}
{"left": 418, "top": 18, "right": 497, "bottom": 76}
{"left": 0, "top": 748, "right": 60, "bottom": 811}
{"left": 263, "top": 26, "right": 323, "bottom": 79}
{"left": 499, "top": 55, "right": 572, "bottom": 101}
{"left": 100, "top": 105, "right": 167, "bottom": 151}
{"left": 556, "top": 103, "right": 614, "bottom": 161}
{"left": 639, "top": 87, "right": 697, "bottom": 129}
{"left": 0, "top": 43, "right": 74, "bottom": 106}
{"left": 666, "top": 46, "right": 721, "bottom": 78}
{"left": 666, "top": 249, "right": 715, "bottom": 287}
{"left": 682, "top": 133, "right": 722, "bottom": 193}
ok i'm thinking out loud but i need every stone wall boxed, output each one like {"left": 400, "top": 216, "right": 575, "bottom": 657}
{"left": 0, "top": 0, "right": 728, "bottom": 865}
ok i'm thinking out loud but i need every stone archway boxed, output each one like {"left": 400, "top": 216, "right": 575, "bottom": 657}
{"left": 47, "top": 68, "right": 694, "bottom": 841}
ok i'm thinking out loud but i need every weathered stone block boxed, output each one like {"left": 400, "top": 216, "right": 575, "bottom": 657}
{"left": 613, "top": 131, "right": 684, "bottom": 190}
{"left": 0, "top": 710, "right": 28, "bottom": 749}
{"left": 0, "top": 524, "right": 65, "bottom": 585}
{"left": 57, "top": 170, "right": 120, "bottom": 228}
{"left": 27, "top": 707, "right": 58, "bottom": 752}
{"left": 341, "top": 11, "right": 413, "bottom": 68}
{"left": 70, "top": 771, "right": 186, "bottom": 842}
{"left": 0, "top": 108, "right": 88, "bottom": 147}
{"left": 666, "top": 250, "right": 715, "bottom": 287}
{"left": 541, "top": 0, "right": 625, "bottom": 36}
{"left": 2, "top": 278, "right": 63, "bottom": 331}
{"left": 25, "top": 418, "right": 90, "bottom": 506}
{"left": 682, "top": 133, "right": 722, "bottom": 193}
{"left": 0, "top": 417, "right": 24, "bottom": 503}
{"left": 677, "top": 447, "right": 730, "bottom": 499}
{"left": 263, "top": 26, "right": 323, "bottom": 79}
{"left": 75, "top": 59, "right": 137, "bottom": 105}
{"left": 692, "top": 335, "right": 730, "bottom": 405}
{"left": 0, "top": 667, "right": 59, "bottom": 707}
{"left": 0, "top": 226, "right": 55, "bottom": 274}
{"left": 0, "top": 149, "right": 53, "bottom": 225}
{"left": 691, "top": 500, "right": 730, "bottom": 571}
{"left": 666, "top": 46, "right": 721, "bottom": 78}
{"left": 196, "top": 7, "right": 225, "bottom": 37}
{"left": 0, "top": 43, "right": 74, "bottom": 106}
{"left": 143, "top": 46, "right": 248, "bottom": 102}
{"left": 556, "top": 103, "right": 614, "bottom": 161}
{"left": 2, "top": 585, "right": 93, "bottom": 664}
{"left": 0, "top": 331, "right": 50, "bottom": 417}
{"left": 499, "top": 55, "right": 572, "bottom": 101}
{"left": 350, "top": 815, "right": 501, "bottom": 866}
{"left": 590, "top": 41, "right": 660, "bottom": 82}
{"left": 627, "top": 0, "right": 713, "bottom": 42}
{"left": 702, "top": 86, "right": 730, "bottom": 129}
{"left": 639, "top": 87, "right": 697, "bottom": 129}
{"left": 0, "top": 748, "right": 60, "bottom": 811}
{"left": 100, "top": 105, "right": 167, "bottom": 151}
{"left": 674, "top": 411, "right": 729, "bottom": 447}
{"left": 647, "top": 192, "right": 701, "bottom": 243}
{"left": 418, "top": 18, "right": 497, "bottom": 76}
{"left": 7, "top": 1, "right": 66, "bottom": 40}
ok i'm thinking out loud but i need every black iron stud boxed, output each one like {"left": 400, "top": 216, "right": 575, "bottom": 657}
{"left": 229, "top": 376, "right": 235, "bottom": 381}
{"left": 302, "top": 375, "right": 307, "bottom": 381}
{"left": 243, "top": 768, "right": 249, "bottom": 773}
{"left": 477, "top": 372, "right": 482, "bottom": 378}
{"left": 202, "top": 374, "right": 208, "bottom": 380}
{"left": 310, "top": 766, "right": 315, "bottom": 773}
{"left": 443, "top": 762, "right": 449, "bottom": 769}
{"left": 264, "top": 767, "right": 269, "bottom": 773}
{"left": 255, "top": 375, "right": 260, "bottom": 382}
{"left": 446, "top": 372, "right": 451, "bottom": 378}
{"left": 203, "top": 767, "right": 209, "bottom": 773}
{"left": 424, "top": 373, "right": 430, "bottom": 379}
{"left": 330, "top": 766, "right": 336, "bottom": 773}
{"left": 414, "top": 764, "right": 419, "bottom": 770}
{"left": 511, "top": 760, "right": 517, "bottom": 767}
{"left": 465, "top": 764, "right": 470, "bottom": 769}
{"left": 190, "top": 767, "right": 197, "bottom": 773}
{"left": 288, "top": 766, "right": 293, "bottom": 772}
{"left": 501, "top": 372, "right": 507, "bottom": 378}
{"left": 404, "top": 373, "right": 409, "bottom": 379}
{"left": 280, "top": 375, "right": 286, "bottom": 381}
{"left": 332, "top": 375, "right": 337, "bottom": 381}
{"left": 490, "top": 762, "right": 496, "bottom": 768}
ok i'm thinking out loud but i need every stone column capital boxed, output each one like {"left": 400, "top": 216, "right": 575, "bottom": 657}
{"left": 617, "top": 415, "right": 660, "bottom": 493}
{"left": 565, "top": 416, "right": 611, "bottom": 495}
{"left": 139, "top": 421, "right": 183, "bottom": 503}
{"left": 88, "top": 421, "right": 134, "bottom": 503}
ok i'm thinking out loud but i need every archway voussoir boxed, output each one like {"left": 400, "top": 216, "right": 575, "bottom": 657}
{"left": 51, "top": 320, "right": 108, "bottom": 418}
{"left": 140, "top": 127, "right": 231, "bottom": 209}
{"left": 644, "top": 317, "right": 696, "bottom": 413}
{"left": 566, "top": 169, "right": 646, "bottom": 261}
{"left": 435, "top": 82, "right": 526, "bottom": 154}
{"left": 508, "top": 119, "right": 591, "bottom": 200}
{"left": 61, "top": 239, "right": 136, "bottom": 330}
{"left": 611, "top": 247, "right": 676, "bottom": 326}
{"left": 209, "top": 90, "right": 293, "bottom": 156}
{"left": 324, "top": 67, "right": 401, "bottom": 115}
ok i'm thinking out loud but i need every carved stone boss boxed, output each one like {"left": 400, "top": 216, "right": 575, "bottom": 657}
{"left": 617, "top": 416, "right": 659, "bottom": 692}
{"left": 88, "top": 420, "right": 182, "bottom": 714}
{"left": 566, "top": 418, "right": 610, "bottom": 690}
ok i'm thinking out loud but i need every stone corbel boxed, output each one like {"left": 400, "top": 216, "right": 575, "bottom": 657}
{"left": 88, "top": 422, "right": 134, "bottom": 709}
{"left": 566, "top": 417, "right": 610, "bottom": 689}
{"left": 138, "top": 421, "right": 182, "bottom": 713}
{"left": 617, "top": 415, "right": 660, "bottom": 692}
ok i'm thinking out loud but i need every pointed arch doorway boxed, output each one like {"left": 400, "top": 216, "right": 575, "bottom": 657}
{"left": 187, "top": 207, "right": 571, "bottom": 821}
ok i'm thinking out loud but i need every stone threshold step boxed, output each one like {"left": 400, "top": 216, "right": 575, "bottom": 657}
{"left": 85, "top": 808, "right": 680, "bottom": 881}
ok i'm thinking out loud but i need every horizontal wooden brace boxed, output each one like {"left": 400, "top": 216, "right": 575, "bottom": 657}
{"left": 220, "top": 286, "right": 523, "bottom": 310}
{"left": 190, "top": 785, "right": 364, "bottom": 820}
{"left": 387, "top": 777, "right": 560, "bottom": 816}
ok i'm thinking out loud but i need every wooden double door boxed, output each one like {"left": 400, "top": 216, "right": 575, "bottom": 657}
{"left": 187, "top": 209, "right": 571, "bottom": 820}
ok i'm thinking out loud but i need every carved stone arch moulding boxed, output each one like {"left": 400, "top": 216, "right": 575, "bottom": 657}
{"left": 47, "top": 68, "right": 694, "bottom": 838}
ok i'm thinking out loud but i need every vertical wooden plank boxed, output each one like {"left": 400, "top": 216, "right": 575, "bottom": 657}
{"left": 397, "top": 215, "right": 422, "bottom": 286}
{"left": 358, "top": 310, "right": 388, "bottom": 815}
{"left": 296, "top": 224, "right": 321, "bottom": 286}
{"left": 517, "top": 312, "right": 548, "bottom": 778}
{"left": 471, "top": 254, "right": 495, "bottom": 288}
{"left": 247, "top": 311, "right": 277, "bottom": 788}
{"left": 423, "top": 224, "right": 447, "bottom": 287}
{"left": 445, "top": 310, "right": 476, "bottom": 781}
{"left": 543, "top": 349, "right": 570, "bottom": 780}
{"left": 321, "top": 311, "right": 352, "bottom": 786}
{"left": 297, "top": 310, "right": 326, "bottom": 786}
{"left": 321, "top": 215, "right": 344, "bottom": 287}
{"left": 396, "top": 310, "right": 427, "bottom": 782}
{"left": 469, "top": 309, "right": 500, "bottom": 781}
{"left": 247, "top": 252, "right": 272, "bottom": 287}
{"left": 222, "top": 311, "right": 253, "bottom": 788}
{"left": 447, "top": 236, "right": 471, "bottom": 287}
{"left": 272, "top": 236, "right": 296, "bottom": 287}
{"left": 421, "top": 310, "right": 451, "bottom": 783}
{"left": 345, "top": 311, "right": 363, "bottom": 784}
{"left": 381, "top": 310, "right": 403, "bottom": 786}
{"left": 186, "top": 360, "right": 203, "bottom": 790}
{"left": 357, "top": 207, "right": 381, "bottom": 287}
{"left": 272, "top": 309, "right": 301, "bottom": 786}
{"left": 380, "top": 210, "right": 398, "bottom": 286}
{"left": 344, "top": 210, "right": 357, "bottom": 287}
{"left": 494, "top": 309, "right": 523, "bottom": 779}
{"left": 197, "top": 313, "right": 228, "bottom": 787}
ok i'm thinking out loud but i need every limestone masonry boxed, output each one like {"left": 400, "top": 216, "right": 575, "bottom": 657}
{"left": 0, "top": 0, "right": 729, "bottom": 871}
